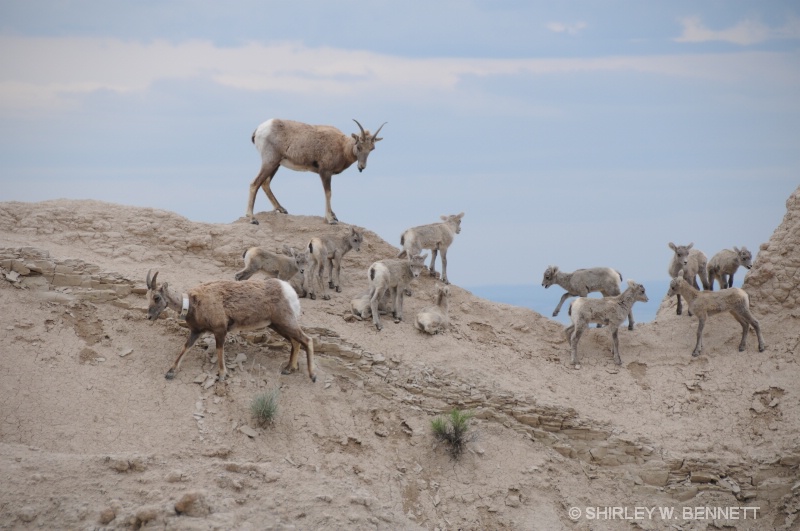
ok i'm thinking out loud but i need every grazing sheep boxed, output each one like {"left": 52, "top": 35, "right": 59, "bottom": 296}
{"left": 564, "top": 280, "right": 649, "bottom": 369}
{"left": 667, "top": 242, "right": 710, "bottom": 315}
{"left": 247, "top": 118, "right": 385, "bottom": 225}
{"left": 398, "top": 213, "right": 464, "bottom": 284}
{"left": 367, "top": 254, "right": 427, "bottom": 331}
{"left": 667, "top": 270, "right": 765, "bottom": 358}
{"left": 145, "top": 271, "right": 316, "bottom": 382}
{"left": 708, "top": 246, "right": 753, "bottom": 290}
{"left": 350, "top": 289, "right": 392, "bottom": 320}
{"left": 541, "top": 265, "right": 634, "bottom": 329}
{"left": 307, "top": 227, "right": 364, "bottom": 300}
{"left": 415, "top": 285, "right": 451, "bottom": 335}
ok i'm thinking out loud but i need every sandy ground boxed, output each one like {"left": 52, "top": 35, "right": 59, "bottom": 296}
{"left": 0, "top": 198, "right": 798, "bottom": 530}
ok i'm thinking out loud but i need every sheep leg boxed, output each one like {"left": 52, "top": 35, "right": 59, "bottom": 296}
{"left": 564, "top": 324, "right": 574, "bottom": 343}
{"left": 331, "top": 254, "right": 342, "bottom": 292}
{"left": 611, "top": 327, "right": 622, "bottom": 365}
{"left": 627, "top": 310, "right": 635, "bottom": 331}
{"left": 320, "top": 174, "right": 338, "bottom": 224}
{"left": 569, "top": 326, "right": 584, "bottom": 369}
{"left": 428, "top": 248, "right": 439, "bottom": 278}
{"left": 440, "top": 247, "right": 449, "bottom": 284}
{"left": 692, "top": 317, "right": 705, "bottom": 357}
{"left": 553, "top": 292, "right": 574, "bottom": 317}
{"left": 731, "top": 312, "right": 750, "bottom": 351}
{"left": 370, "top": 286, "right": 384, "bottom": 331}
{"left": 212, "top": 330, "right": 228, "bottom": 382}
{"left": 676, "top": 293, "right": 683, "bottom": 315}
{"left": 247, "top": 164, "right": 283, "bottom": 224}
{"left": 165, "top": 329, "right": 202, "bottom": 380}
{"left": 739, "top": 308, "right": 766, "bottom": 352}
{"left": 393, "top": 287, "right": 404, "bottom": 323}
{"left": 274, "top": 323, "right": 317, "bottom": 382}
{"left": 234, "top": 267, "right": 254, "bottom": 281}
{"left": 726, "top": 272, "right": 734, "bottom": 289}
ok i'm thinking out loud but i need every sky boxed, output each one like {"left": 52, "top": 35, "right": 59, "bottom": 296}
{"left": 1, "top": 1, "right": 798, "bottom": 321}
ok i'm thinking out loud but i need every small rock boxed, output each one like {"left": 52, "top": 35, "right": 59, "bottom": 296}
{"left": 165, "top": 470, "right": 186, "bottom": 483}
{"left": 118, "top": 348, "right": 133, "bottom": 357}
{"left": 174, "top": 490, "right": 211, "bottom": 517}
{"left": 194, "top": 373, "right": 207, "bottom": 384}
{"left": 239, "top": 425, "right": 258, "bottom": 438}
{"left": 98, "top": 507, "right": 116, "bottom": 525}
{"left": 17, "top": 506, "right": 37, "bottom": 523}
{"left": 769, "top": 398, "right": 779, "bottom": 408}
{"left": 5, "top": 271, "right": 20, "bottom": 283}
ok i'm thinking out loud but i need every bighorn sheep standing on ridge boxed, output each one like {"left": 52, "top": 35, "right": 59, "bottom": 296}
{"left": 415, "top": 285, "right": 451, "bottom": 335}
{"left": 541, "top": 266, "right": 634, "bottom": 329}
{"left": 667, "top": 242, "right": 710, "bottom": 315}
{"left": 367, "top": 254, "right": 427, "bottom": 331}
{"left": 146, "top": 271, "right": 316, "bottom": 383}
{"left": 708, "top": 246, "right": 753, "bottom": 290}
{"left": 398, "top": 213, "right": 464, "bottom": 285}
{"left": 306, "top": 227, "right": 364, "bottom": 300}
{"left": 564, "top": 280, "right": 649, "bottom": 369}
{"left": 667, "top": 270, "right": 765, "bottom": 358}
{"left": 247, "top": 118, "right": 385, "bottom": 225}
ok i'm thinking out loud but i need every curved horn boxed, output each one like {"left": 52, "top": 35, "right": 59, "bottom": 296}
{"left": 148, "top": 270, "right": 159, "bottom": 290}
{"left": 146, "top": 269, "right": 152, "bottom": 289}
{"left": 352, "top": 119, "right": 367, "bottom": 138}
{"left": 372, "top": 122, "right": 387, "bottom": 139}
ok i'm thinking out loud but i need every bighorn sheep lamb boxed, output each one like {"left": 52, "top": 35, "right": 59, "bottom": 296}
{"left": 415, "top": 285, "right": 451, "bottom": 335}
{"left": 708, "top": 246, "right": 753, "bottom": 290}
{"left": 146, "top": 271, "right": 316, "bottom": 382}
{"left": 541, "top": 266, "right": 635, "bottom": 329}
{"left": 247, "top": 118, "right": 385, "bottom": 225}
{"left": 350, "top": 289, "right": 392, "bottom": 320}
{"left": 667, "top": 242, "right": 710, "bottom": 315}
{"left": 564, "top": 280, "right": 649, "bottom": 369}
{"left": 306, "top": 227, "right": 363, "bottom": 300}
{"left": 667, "top": 270, "right": 765, "bottom": 358}
{"left": 367, "top": 254, "right": 427, "bottom": 331}
{"left": 398, "top": 213, "right": 464, "bottom": 284}
{"left": 234, "top": 245, "right": 307, "bottom": 297}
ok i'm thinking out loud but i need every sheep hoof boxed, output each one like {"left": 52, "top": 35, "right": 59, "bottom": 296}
{"left": 335, "top": 286, "right": 341, "bottom": 293}
{"left": 249, "top": 218, "right": 259, "bottom": 226}
{"left": 328, "top": 281, "right": 335, "bottom": 289}
{"left": 375, "top": 324, "right": 383, "bottom": 331}
{"left": 628, "top": 324, "right": 635, "bottom": 331}
{"left": 759, "top": 344, "right": 765, "bottom": 352}
{"left": 309, "top": 294, "right": 316, "bottom": 300}
{"left": 552, "top": 311, "right": 559, "bottom": 317}
{"left": 691, "top": 351, "right": 701, "bottom": 358}
{"left": 310, "top": 373, "right": 317, "bottom": 383}
{"left": 165, "top": 370, "right": 175, "bottom": 380}
{"left": 280, "top": 364, "right": 296, "bottom": 375}
{"left": 217, "top": 373, "right": 227, "bottom": 383}
{"left": 676, "top": 309, "right": 682, "bottom": 315}
{"left": 573, "top": 363, "right": 581, "bottom": 370}
{"left": 322, "top": 294, "right": 331, "bottom": 301}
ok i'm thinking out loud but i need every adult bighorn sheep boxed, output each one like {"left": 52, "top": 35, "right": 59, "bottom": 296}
{"left": 145, "top": 270, "right": 316, "bottom": 383}
{"left": 246, "top": 118, "right": 386, "bottom": 225}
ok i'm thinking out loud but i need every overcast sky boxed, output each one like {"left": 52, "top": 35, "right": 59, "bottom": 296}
{"left": 1, "top": 1, "right": 798, "bottom": 295}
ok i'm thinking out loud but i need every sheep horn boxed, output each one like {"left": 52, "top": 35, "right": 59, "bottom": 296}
{"left": 146, "top": 269, "right": 152, "bottom": 289}
{"left": 372, "top": 122, "right": 387, "bottom": 139}
{"left": 352, "top": 119, "right": 367, "bottom": 138}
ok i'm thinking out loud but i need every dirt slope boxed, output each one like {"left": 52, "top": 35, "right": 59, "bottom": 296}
{"left": 0, "top": 194, "right": 798, "bottom": 530}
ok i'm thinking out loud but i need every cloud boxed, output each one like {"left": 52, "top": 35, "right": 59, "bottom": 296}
{"left": 675, "top": 15, "right": 800, "bottom": 45}
{"left": 547, "top": 21, "right": 588, "bottom": 35}
{"left": 0, "top": 36, "right": 798, "bottom": 112}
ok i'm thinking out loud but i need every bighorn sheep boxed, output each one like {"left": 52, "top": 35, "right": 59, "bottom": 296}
{"left": 145, "top": 271, "right": 316, "bottom": 382}
{"left": 541, "top": 266, "right": 634, "bottom": 329}
{"left": 367, "top": 254, "right": 427, "bottom": 331}
{"left": 667, "top": 242, "right": 710, "bottom": 315}
{"left": 667, "top": 270, "right": 765, "bottom": 358}
{"left": 564, "top": 280, "right": 649, "bottom": 369}
{"left": 234, "top": 245, "right": 307, "bottom": 297}
{"left": 306, "top": 227, "right": 363, "bottom": 300}
{"left": 415, "top": 285, "right": 451, "bottom": 335}
{"left": 350, "top": 289, "right": 391, "bottom": 320}
{"left": 247, "top": 118, "right": 385, "bottom": 225}
{"left": 708, "top": 246, "right": 753, "bottom": 290}
{"left": 398, "top": 213, "right": 464, "bottom": 284}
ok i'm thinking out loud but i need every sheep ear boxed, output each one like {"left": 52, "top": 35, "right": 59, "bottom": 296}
{"left": 733, "top": 246, "right": 740, "bottom": 253}
{"left": 627, "top": 279, "right": 635, "bottom": 288}
{"left": 457, "top": 212, "right": 464, "bottom": 219}
{"left": 677, "top": 269, "right": 684, "bottom": 278}
{"left": 161, "top": 281, "right": 168, "bottom": 292}
{"left": 668, "top": 242, "right": 676, "bottom": 251}
{"left": 687, "top": 242, "right": 694, "bottom": 249}
{"left": 351, "top": 133, "right": 360, "bottom": 141}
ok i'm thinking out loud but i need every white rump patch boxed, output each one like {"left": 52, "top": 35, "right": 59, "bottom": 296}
{"left": 278, "top": 279, "right": 302, "bottom": 318}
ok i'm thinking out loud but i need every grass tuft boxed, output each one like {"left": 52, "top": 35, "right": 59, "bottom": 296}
{"left": 431, "top": 408, "right": 475, "bottom": 460}
{"left": 250, "top": 388, "right": 280, "bottom": 426}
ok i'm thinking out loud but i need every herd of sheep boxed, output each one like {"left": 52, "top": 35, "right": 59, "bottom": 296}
{"left": 144, "top": 118, "right": 765, "bottom": 383}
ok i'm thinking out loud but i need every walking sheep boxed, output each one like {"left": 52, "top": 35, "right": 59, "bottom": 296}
{"left": 708, "top": 246, "right": 753, "bottom": 290}
{"left": 146, "top": 271, "right": 316, "bottom": 383}
{"left": 367, "top": 254, "right": 428, "bottom": 331}
{"left": 306, "top": 227, "right": 363, "bottom": 300}
{"left": 234, "top": 245, "right": 307, "bottom": 297}
{"left": 415, "top": 285, "right": 451, "bottom": 335}
{"left": 247, "top": 118, "right": 385, "bottom": 225}
{"left": 564, "top": 280, "right": 649, "bottom": 369}
{"left": 667, "top": 270, "right": 765, "bottom": 358}
{"left": 398, "top": 213, "right": 464, "bottom": 284}
{"left": 667, "top": 242, "right": 710, "bottom": 315}
{"left": 541, "top": 266, "right": 634, "bottom": 329}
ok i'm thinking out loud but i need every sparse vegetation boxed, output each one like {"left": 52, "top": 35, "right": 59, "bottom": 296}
{"left": 431, "top": 408, "right": 475, "bottom": 460}
{"left": 250, "top": 389, "right": 280, "bottom": 426}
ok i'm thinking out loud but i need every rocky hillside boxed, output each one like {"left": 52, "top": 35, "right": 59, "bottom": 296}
{"left": 0, "top": 193, "right": 798, "bottom": 530}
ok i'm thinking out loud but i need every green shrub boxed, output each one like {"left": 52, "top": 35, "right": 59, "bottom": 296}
{"left": 250, "top": 388, "right": 280, "bottom": 426}
{"left": 431, "top": 408, "right": 475, "bottom": 460}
